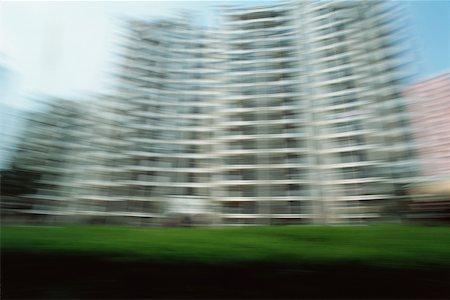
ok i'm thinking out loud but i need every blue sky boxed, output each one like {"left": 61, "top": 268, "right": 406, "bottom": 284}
{"left": 407, "top": 0, "right": 450, "bottom": 79}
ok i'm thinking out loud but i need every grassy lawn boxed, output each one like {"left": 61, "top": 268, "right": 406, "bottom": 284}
{"left": 2, "top": 224, "right": 450, "bottom": 267}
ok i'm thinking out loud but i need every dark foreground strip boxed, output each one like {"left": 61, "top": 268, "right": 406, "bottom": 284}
{"left": 2, "top": 253, "right": 450, "bottom": 299}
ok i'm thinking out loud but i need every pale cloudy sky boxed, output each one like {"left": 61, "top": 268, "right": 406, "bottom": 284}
{"left": 0, "top": 1, "right": 211, "bottom": 108}
{"left": 0, "top": 0, "right": 276, "bottom": 110}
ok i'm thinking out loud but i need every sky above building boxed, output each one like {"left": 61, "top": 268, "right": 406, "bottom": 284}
{"left": 0, "top": 0, "right": 449, "bottom": 111}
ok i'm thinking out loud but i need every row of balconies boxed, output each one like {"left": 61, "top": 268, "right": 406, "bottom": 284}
{"left": 223, "top": 116, "right": 305, "bottom": 126}
{"left": 222, "top": 186, "right": 309, "bottom": 197}
{"left": 219, "top": 130, "right": 307, "bottom": 139}
{"left": 244, "top": 86, "right": 296, "bottom": 98}
{"left": 221, "top": 200, "right": 305, "bottom": 215}
{"left": 218, "top": 164, "right": 310, "bottom": 171}
{"left": 132, "top": 97, "right": 218, "bottom": 108}
{"left": 249, "top": 52, "right": 299, "bottom": 65}
{"left": 128, "top": 123, "right": 212, "bottom": 132}
{"left": 226, "top": 30, "right": 296, "bottom": 44}
{"left": 217, "top": 148, "right": 309, "bottom": 156}
{"left": 221, "top": 174, "right": 309, "bottom": 181}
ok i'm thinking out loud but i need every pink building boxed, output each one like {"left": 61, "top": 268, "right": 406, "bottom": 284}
{"left": 405, "top": 72, "right": 450, "bottom": 178}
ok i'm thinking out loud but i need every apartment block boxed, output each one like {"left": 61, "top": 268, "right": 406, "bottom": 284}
{"left": 215, "top": 1, "right": 419, "bottom": 224}
{"left": 2, "top": 1, "right": 421, "bottom": 225}
{"left": 405, "top": 72, "right": 450, "bottom": 178}
{"left": 1, "top": 99, "right": 92, "bottom": 223}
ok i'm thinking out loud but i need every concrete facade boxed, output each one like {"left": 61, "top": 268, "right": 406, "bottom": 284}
{"left": 2, "top": 1, "right": 421, "bottom": 225}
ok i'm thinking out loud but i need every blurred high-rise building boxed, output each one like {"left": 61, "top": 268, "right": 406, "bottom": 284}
{"left": 1, "top": 99, "right": 92, "bottom": 223}
{"left": 214, "top": 1, "right": 419, "bottom": 224}
{"left": 108, "top": 19, "right": 222, "bottom": 226}
{"left": 106, "top": 1, "right": 419, "bottom": 225}
{"left": 2, "top": 1, "right": 421, "bottom": 225}
{"left": 404, "top": 72, "right": 450, "bottom": 179}
{"left": 402, "top": 72, "right": 450, "bottom": 223}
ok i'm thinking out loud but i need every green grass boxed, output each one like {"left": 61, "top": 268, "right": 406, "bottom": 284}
{"left": 2, "top": 224, "right": 450, "bottom": 267}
